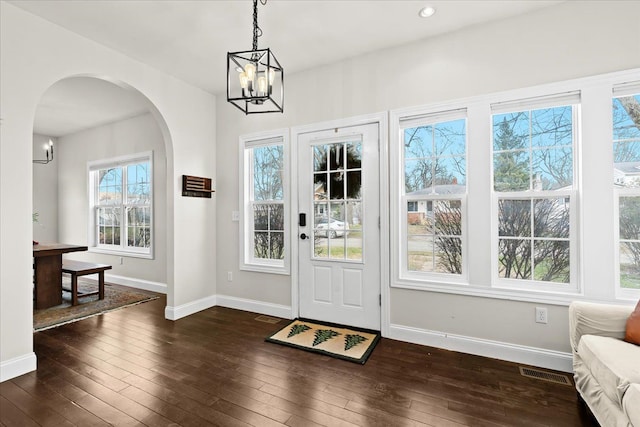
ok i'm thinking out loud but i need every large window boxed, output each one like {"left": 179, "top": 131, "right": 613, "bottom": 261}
{"left": 240, "top": 131, "right": 290, "bottom": 274}
{"left": 491, "top": 96, "right": 578, "bottom": 291}
{"left": 89, "top": 152, "right": 153, "bottom": 257}
{"left": 613, "top": 87, "right": 640, "bottom": 295}
{"left": 397, "top": 110, "right": 467, "bottom": 283}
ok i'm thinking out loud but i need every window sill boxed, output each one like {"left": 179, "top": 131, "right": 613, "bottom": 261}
{"left": 240, "top": 262, "right": 290, "bottom": 276}
{"left": 391, "top": 278, "right": 584, "bottom": 306}
{"left": 89, "top": 247, "right": 153, "bottom": 260}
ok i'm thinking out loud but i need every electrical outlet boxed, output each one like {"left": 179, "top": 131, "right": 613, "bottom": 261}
{"left": 227, "top": 271, "right": 233, "bottom": 282}
{"left": 535, "top": 307, "right": 548, "bottom": 324}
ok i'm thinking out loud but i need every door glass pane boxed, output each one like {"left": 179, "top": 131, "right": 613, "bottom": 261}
{"left": 329, "top": 172, "right": 345, "bottom": 199}
{"left": 314, "top": 145, "right": 328, "bottom": 172}
{"left": 346, "top": 171, "right": 361, "bottom": 200}
{"left": 314, "top": 173, "right": 328, "bottom": 199}
{"left": 312, "top": 139, "right": 364, "bottom": 262}
{"left": 346, "top": 141, "right": 362, "bottom": 169}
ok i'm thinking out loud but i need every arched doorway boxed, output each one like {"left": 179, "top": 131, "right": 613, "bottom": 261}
{"left": 31, "top": 75, "right": 174, "bottom": 321}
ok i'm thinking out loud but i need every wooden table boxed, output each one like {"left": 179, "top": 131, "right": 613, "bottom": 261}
{"left": 33, "top": 243, "right": 88, "bottom": 309}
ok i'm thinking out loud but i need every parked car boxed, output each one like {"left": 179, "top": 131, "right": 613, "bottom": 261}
{"left": 315, "top": 217, "right": 349, "bottom": 238}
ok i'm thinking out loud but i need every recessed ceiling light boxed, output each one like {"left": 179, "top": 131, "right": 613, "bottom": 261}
{"left": 419, "top": 6, "right": 436, "bottom": 18}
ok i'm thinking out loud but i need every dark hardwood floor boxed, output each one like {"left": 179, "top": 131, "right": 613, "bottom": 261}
{"left": 1, "top": 293, "right": 594, "bottom": 426}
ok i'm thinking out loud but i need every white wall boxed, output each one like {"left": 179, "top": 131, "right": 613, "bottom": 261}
{"left": 215, "top": 0, "right": 640, "bottom": 370}
{"left": 57, "top": 112, "right": 167, "bottom": 286}
{"left": 32, "top": 134, "right": 58, "bottom": 243}
{"left": 0, "top": 2, "right": 216, "bottom": 381}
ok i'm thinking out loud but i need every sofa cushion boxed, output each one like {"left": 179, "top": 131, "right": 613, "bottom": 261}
{"left": 623, "top": 383, "right": 640, "bottom": 427}
{"left": 578, "top": 334, "right": 640, "bottom": 406}
{"left": 624, "top": 300, "right": 640, "bottom": 345}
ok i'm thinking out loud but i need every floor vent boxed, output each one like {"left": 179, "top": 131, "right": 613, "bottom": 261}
{"left": 254, "top": 315, "right": 281, "bottom": 324}
{"left": 519, "top": 367, "right": 572, "bottom": 386}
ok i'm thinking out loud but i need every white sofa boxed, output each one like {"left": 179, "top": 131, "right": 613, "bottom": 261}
{"left": 569, "top": 301, "right": 640, "bottom": 427}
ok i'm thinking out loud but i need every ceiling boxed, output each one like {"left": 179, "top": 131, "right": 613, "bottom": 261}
{"left": 15, "top": 0, "right": 563, "bottom": 136}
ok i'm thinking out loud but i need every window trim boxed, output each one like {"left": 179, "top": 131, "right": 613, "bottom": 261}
{"left": 87, "top": 151, "right": 154, "bottom": 259}
{"left": 390, "top": 68, "right": 640, "bottom": 306}
{"left": 612, "top": 84, "right": 640, "bottom": 300}
{"left": 239, "top": 129, "right": 290, "bottom": 275}
{"left": 490, "top": 102, "right": 580, "bottom": 294}
{"left": 391, "top": 107, "right": 469, "bottom": 289}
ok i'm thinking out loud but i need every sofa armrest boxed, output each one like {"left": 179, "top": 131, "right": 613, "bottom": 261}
{"left": 568, "top": 301, "right": 634, "bottom": 353}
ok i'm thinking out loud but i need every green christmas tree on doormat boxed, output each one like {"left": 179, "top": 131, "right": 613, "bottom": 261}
{"left": 344, "top": 334, "right": 368, "bottom": 351}
{"left": 312, "top": 329, "right": 340, "bottom": 346}
{"left": 287, "top": 323, "right": 311, "bottom": 338}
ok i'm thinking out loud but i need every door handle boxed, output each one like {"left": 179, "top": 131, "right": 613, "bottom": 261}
{"left": 300, "top": 233, "right": 308, "bottom": 240}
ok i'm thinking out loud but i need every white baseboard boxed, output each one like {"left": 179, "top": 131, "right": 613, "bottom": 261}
{"left": 79, "top": 273, "right": 167, "bottom": 294}
{"left": 1, "top": 352, "right": 37, "bottom": 382}
{"left": 165, "top": 295, "right": 217, "bottom": 321}
{"left": 388, "top": 323, "right": 573, "bottom": 373}
{"left": 105, "top": 274, "right": 167, "bottom": 294}
{"left": 216, "top": 295, "right": 292, "bottom": 319}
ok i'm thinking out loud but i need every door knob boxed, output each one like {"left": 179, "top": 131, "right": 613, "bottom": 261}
{"left": 300, "top": 233, "right": 308, "bottom": 240}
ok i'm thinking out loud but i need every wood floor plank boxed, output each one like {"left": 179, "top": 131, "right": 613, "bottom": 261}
{"left": 1, "top": 292, "right": 588, "bottom": 427}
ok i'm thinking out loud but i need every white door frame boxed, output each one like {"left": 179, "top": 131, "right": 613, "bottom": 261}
{"left": 290, "top": 112, "right": 390, "bottom": 336}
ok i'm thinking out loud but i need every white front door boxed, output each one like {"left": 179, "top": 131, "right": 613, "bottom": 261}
{"left": 297, "top": 123, "right": 380, "bottom": 330}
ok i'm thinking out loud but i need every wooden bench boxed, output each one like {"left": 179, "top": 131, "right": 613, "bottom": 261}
{"left": 62, "top": 260, "right": 112, "bottom": 306}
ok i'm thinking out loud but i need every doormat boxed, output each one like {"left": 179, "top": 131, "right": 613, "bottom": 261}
{"left": 34, "top": 280, "right": 158, "bottom": 332}
{"left": 266, "top": 318, "right": 380, "bottom": 364}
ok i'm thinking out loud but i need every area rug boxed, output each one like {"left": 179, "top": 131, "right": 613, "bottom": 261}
{"left": 33, "top": 280, "right": 158, "bottom": 332}
{"left": 266, "top": 318, "right": 380, "bottom": 364}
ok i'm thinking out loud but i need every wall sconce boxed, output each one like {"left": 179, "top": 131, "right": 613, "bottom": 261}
{"left": 33, "top": 139, "right": 54, "bottom": 164}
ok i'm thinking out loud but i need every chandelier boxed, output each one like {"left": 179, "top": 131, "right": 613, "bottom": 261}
{"left": 33, "top": 139, "right": 54, "bottom": 164}
{"left": 227, "top": 0, "right": 284, "bottom": 114}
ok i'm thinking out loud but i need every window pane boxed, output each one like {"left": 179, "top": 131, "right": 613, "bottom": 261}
{"left": 494, "top": 106, "right": 574, "bottom": 192}
{"left": 98, "top": 168, "right": 123, "bottom": 204}
{"left": 269, "top": 204, "right": 284, "bottom": 230}
{"left": 613, "top": 95, "right": 640, "bottom": 188}
{"left": 434, "top": 200, "right": 462, "bottom": 236}
{"left": 498, "top": 239, "right": 531, "bottom": 279}
{"left": 314, "top": 173, "right": 328, "bottom": 199}
{"left": 408, "top": 235, "right": 434, "bottom": 272}
{"left": 434, "top": 156, "right": 465, "bottom": 188}
{"left": 613, "top": 95, "right": 640, "bottom": 140}
{"left": 498, "top": 200, "right": 531, "bottom": 237}
{"left": 531, "top": 107, "right": 573, "bottom": 148}
{"left": 127, "top": 162, "right": 151, "bottom": 203}
{"left": 493, "top": 113, "right": 529, "bottom": 151}
{"left": 435, "top": 119, "right": 466, "bottom": 156}
{"left": 404, "top": 125, "right": 433, "bottom": 160}
{"left": 346, "top": 230, "right": 362, "bottom": 261}
{"left": 620, "top": 243, "right": 640, "bottom": 289}
{"left": 435, "top": 237, "right": 462, "bottom": 274}
{"left": 254, "top": 232, "right": 269, "bottom": 259}
{"left": 620, "top": 197, "right": 640, "bottom": 240}
{"left": 493, "top": 151, "right": 530, "bottom": 191}
{"left": 532, "top": 147, "right": 573, "bottom": 190}
{"left": 253, "top": 145, "right": 283, "bottom": 201}
{"left": 533, "top": 198, "right": 570, "bottom": 238}
{"left": 314, "top": 234, "right": 328, "bottom": 259}
{"left": 405, "top": 159, "right": 433, "bottom": 193}
{"left": 534, "top": 240, "right": 570, "bottom": 283}
{"left": 254, "top": 205, "right": 268, "bottom": 230}
{"left": 270, "top": 232, "right": 284, "bottom": 260}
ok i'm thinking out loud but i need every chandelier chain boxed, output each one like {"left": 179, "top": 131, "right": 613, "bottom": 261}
{"left": 252, "top": 0, "right": 265, "bottom": 51}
